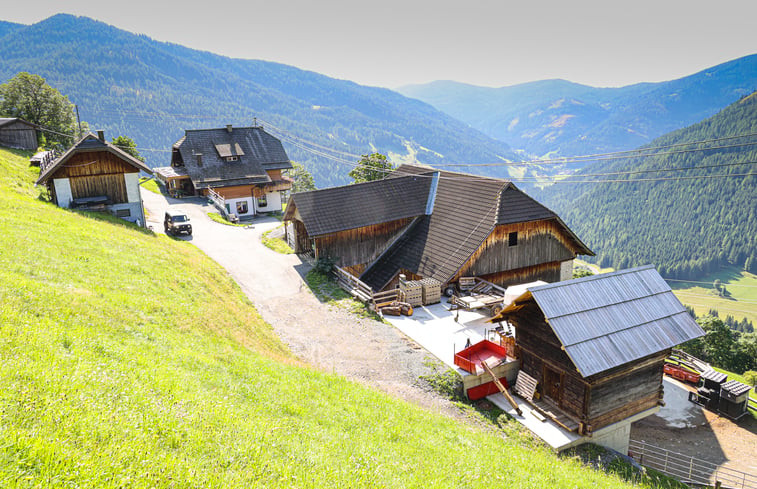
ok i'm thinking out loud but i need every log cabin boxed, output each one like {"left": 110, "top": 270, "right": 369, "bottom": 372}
{"left": 153, "top": 124, "right": 293, "bottom": 217}
{"left": 0, "top": 117, "right": 38, "bottom": 150}
{"left": 36, "top": 131, "right": 151, "bottom": 226}
{"left": 284, "top": 164, "right": 593, "bottom": 291}
{"left": 489, "top": 265, "right": 705, "bottom": 436}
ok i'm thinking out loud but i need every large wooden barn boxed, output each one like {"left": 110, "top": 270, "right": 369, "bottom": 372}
{"left": 36, "top": 131, "right": 152, "bottom": 226}
{"left": 490, "top": 265, "right": 705, "bottom": 437}
{"left": 153, "top": 124, "right": 293, "bottom": 217}
{"left": 0, "top": 117, "right": 38, "bottom": 150}
{"left": 284, "top": 165, "right": 593, "bottom": 291}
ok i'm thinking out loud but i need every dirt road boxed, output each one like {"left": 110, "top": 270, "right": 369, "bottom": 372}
{"left": 141, "top": 189, "right": 458, "bottom": 417}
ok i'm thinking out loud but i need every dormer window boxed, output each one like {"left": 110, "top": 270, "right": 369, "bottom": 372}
{"left": 226, "top": 156, "right": 238, "bottom": 162}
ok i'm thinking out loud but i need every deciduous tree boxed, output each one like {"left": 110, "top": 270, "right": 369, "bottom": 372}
{"left": 348, "top": 153, "right": 393, "bottom": 183}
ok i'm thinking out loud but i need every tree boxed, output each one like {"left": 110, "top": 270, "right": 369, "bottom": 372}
{"left": 289, "top": 162, "right": 316, "bottom": 193}
{"left": 348, "top": 153, "right": 393, "bottom": 183}
{"left": 111, "top": 136, "right": 145, "bottom": 162}
{"left": 0, "top": 72, "right": 77, "bottom": 148}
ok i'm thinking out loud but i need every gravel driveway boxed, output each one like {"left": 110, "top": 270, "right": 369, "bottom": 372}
{"left": 141, "top": 188, "right": 458, "bottom": 417}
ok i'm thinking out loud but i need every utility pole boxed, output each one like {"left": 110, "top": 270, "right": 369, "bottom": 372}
{"left": 75, "top": 104, "right": 83, "bottom": 139}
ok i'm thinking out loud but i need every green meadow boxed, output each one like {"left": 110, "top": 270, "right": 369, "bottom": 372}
{"left": 0, "top": 146, "right": 640, "bottom": 488}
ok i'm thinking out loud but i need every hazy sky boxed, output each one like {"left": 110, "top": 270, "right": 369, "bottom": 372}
{"left": 5, "top": 0, "right": 757, "bottom": 89}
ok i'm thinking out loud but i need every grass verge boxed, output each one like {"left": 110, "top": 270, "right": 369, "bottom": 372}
{"left": 261, "top": 225, "right": 294, "bottom": 254}
{"left": 0, "top": 145, "right": 639, "bottom": 488}
{"left": 304, "top": 269, "right": 384, "bottom": 320}
{"left": 207, "top": 211, "right": 247, "bottom": 227}
{"left": 139, "top": 176, "right": 163, "bottom": 194}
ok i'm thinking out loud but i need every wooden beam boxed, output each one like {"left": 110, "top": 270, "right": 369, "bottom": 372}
{"left": 481, "top": 360, "right": 522, "bottom": 416}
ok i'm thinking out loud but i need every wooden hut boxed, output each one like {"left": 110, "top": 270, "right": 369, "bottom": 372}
{"left": 36, "top": 131, "right": 152, "bottom": 226}
{"left": 0, "top": 117, "right": 38, "bottom": 150}
{"left": 284, "top": 165, "right": 593, "bottom": 290}
{"left": 490, "top": 265, "right": 705, "bottom": 435}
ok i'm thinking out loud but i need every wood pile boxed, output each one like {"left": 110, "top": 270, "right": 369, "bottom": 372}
{"left": 399, "top": 275, "right": 423, "bottom": 307}
{"left": 419, "top": 278, "right": 441, "bottom": 305}
{"left": 377, "top": 301, "right": 413, "bottom": 316}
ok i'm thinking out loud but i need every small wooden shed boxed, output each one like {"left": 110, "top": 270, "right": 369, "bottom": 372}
{"left": 491, "top": 265, "right": 705, "bottom": 435}
{"left": 36, "top": 131, "right": 152, "bottom": 226}
{"left": 0, "top": 117, "right": 38, "bottom": 150}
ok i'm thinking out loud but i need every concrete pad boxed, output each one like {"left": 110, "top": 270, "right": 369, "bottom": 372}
{"left": 383, "top": 302, "right": 505, "bottom": 373}
{"left": 651, "top": 377, "right": 706, "bottom": 428}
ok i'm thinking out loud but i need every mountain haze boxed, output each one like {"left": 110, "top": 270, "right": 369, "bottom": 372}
{"left": 538, "top": 92, "right": 757, "bottom": 280}
{"left": 399, "top": 56, "right": 757, "bottom": 160}
{"left": 0, "top": 14, "right": 518, "bottom": 187}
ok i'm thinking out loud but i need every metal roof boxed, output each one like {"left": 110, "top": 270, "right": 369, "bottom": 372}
{"left": 700, "top": 367, "right": 728, "bottom": 383}
{"left": 511, "top": 265, "right": 704, "bottom": 377}
{"left": 720, "top": 380, "right": 752, "bottom": 396}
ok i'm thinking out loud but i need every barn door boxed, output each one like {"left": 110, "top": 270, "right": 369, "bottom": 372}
{"left": 543, "top": 365, "right": 562, "bottom": 405}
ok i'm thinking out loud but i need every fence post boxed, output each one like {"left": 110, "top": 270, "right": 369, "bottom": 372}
{"left": 664, "top": 450, "right": 668, "bottom": 472}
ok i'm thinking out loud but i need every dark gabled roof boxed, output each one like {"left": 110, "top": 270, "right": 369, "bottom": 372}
{"left": 0, "top": 117, "right": 36, "bottom": 128}
{"left": 37, "top": 133, "right": 152, "bottom": 184}
{"left": 174, "top": 126, "right": 291, "bottom": 189}
{"left": 361, "top": 166, "right": 506, "bottom": 289}
{"left": 495, "top": 265, "right": 705, "bottom": 378}
{"left": 284, "top": 175, "right": 432, "bottom": 237}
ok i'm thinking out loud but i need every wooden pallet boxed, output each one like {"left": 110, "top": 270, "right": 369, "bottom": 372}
{"left": 514, "top": 371, "right": 538, "bottom": 401}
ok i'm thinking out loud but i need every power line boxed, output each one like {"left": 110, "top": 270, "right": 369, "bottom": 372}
{"left": 665, "top": 278, "right": 757, "bottom": 288}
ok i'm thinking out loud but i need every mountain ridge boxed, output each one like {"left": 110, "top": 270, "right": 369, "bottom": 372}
{"left": 0, "top": 14, "right": 519, "bottom": 187}
{"left": 398, "top": 56, "right": 757, "bottom": 160}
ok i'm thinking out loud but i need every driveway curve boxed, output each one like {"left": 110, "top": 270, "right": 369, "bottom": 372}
{"left": 140, "top": 188, "right": 457, "bottom": 416}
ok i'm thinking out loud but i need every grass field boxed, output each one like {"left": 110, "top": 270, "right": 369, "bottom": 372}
{"left": 0, "top": 146, "right": 639, "bottom": 487}
{"left": 138, "top": 176, "right": 162, "bottom": 194}
{"left": 667, "top": 267, "right": 757, "bottom": 324}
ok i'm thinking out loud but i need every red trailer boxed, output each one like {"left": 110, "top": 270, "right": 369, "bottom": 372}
{"left": 663, "top": 363, "right": 701, "bottom": 384}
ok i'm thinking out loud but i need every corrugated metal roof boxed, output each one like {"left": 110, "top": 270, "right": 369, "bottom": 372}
{"left": 527, "top": 265, "right": 705, "bottom": 377}
{"left": 720, "top": 380, "right": 752, "bottom": 396}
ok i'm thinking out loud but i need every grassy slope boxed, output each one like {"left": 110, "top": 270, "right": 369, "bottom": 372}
{"left": 0, "top": 147, "right": 636, "bottom": 487}
{"left": 667, "top": 267, "right": 757, "bottom": 324}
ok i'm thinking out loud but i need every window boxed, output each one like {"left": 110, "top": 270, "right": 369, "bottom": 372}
{"left": 226, "top": 156, "right": 238, "bottom": 162}
{"left": 116, "top": 209, "right": 131, "bottom": 218}
{"left": 508, "top": 232, "right": 518, "bottom": 247}
{"left": 257, "top": 194, "right": 268, "bottom": 208}
{"left": 236, "top": 200, "right": 249, "bottom": 214}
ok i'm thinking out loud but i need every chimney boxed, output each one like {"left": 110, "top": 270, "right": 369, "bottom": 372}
{"left": 226, "top": 124, "right": 233, "bottom": 133}
{"left": 97, "top": 130, "right": 105, "bottom": 142}
{"left": 196, "top": 153, "right": 203, "bottom": 167}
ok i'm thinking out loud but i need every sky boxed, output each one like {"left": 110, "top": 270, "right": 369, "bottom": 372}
{"left": 4, "top": 0, "right": 757, "bottom": 89}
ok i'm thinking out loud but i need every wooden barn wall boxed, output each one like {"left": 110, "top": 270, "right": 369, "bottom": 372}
{"left": 55, "top": 151, "right": 138, "bottom": 178}
{"left": 69, "top": 174, "right": 127, "bottom": 203}
{"left": 314, "top": 218, "right": 412, "bottom": 267}
{"left": 266, "top": 169, "right": 282, "bottom": 180}
{"left": 474, "top": 262, "right": 562, "bottom": 288}
{"left": 291, "top": 219, "right": 311, "bottom": 253}
{"left": 510, "top": 302, "right": 575, "bottom": 373}
{"left": 455, "top": 220, "right": 578, "bottom": 281}
{"left": 0, "top": 122, "right": 37, "bottom": 150}
{"left": 588, "top": 360, "right": 665, "bottom": 420}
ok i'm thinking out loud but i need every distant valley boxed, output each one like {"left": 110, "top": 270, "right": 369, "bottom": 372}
{"left": 399, "top": 56, "right": 757, "bottom": 162}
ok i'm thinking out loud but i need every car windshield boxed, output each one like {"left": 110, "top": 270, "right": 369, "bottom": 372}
{"left": 172, "top": 215, "right": 189, "bottom": 222}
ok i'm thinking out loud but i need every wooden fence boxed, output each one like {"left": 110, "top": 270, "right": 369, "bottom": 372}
{"left": 629, "top": 439, "right": 756, "bottom": 489}
{"left": 332, "top": 266, "right": 404, "bottom": 309}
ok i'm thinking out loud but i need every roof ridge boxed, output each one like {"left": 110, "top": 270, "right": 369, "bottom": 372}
{"left": 530, "top": 264, "right": 657, "bottom": 291}
{"left": 293, "top": 173, "right": 424, "bottom": 196}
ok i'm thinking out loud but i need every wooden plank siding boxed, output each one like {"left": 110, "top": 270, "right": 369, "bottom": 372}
{"left": 315, "top": 218, "right": 413, "bottom": 268}
{"left": 475, "top": 262, "right": 562, "bottom": 288}
{"left": 0, "top": 121, "right": 37, "bottom": 150}
{"left": 452, "top": 219, "right": 578, "bottom": 287}
{"left": 54, "top": 151, "right": 136, "bottom": 204}
{"left": 69, "top": 173, "right": 128, "bottom": 203}
{"left": 211, "top": 185, "right": 253, "bottom": 200}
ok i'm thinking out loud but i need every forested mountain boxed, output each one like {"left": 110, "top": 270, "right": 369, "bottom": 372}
{"left": 399, "top": 56, "right": 757, "bottom": 161}
{"left": 538, "top": 93, "right": 757, "bottom": 280}
{"left": 0, "top": 14, "right": 518, "bottom": 187}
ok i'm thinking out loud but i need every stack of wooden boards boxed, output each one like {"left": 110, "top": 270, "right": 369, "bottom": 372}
{"left": 399, "top": 277, "right": 423, "bottom": 307}
{"left": 419, "top": 278, "right": 441, "bottom": 305}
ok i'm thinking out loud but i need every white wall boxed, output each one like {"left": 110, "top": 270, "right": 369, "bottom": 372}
{"left": 256, "top": 190, "right": 282, "bottom": 213}
{"left": 124, "top": 173, "right": 141, "bottom": 203}
{"left": 53, "top": 178, "right": 73, "bottom": 208}
{"left": 225, "top": 196, "right": 254, "bottom": 216}
{"left": 560, "top": 259, "right": 574, "bottom": 281}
